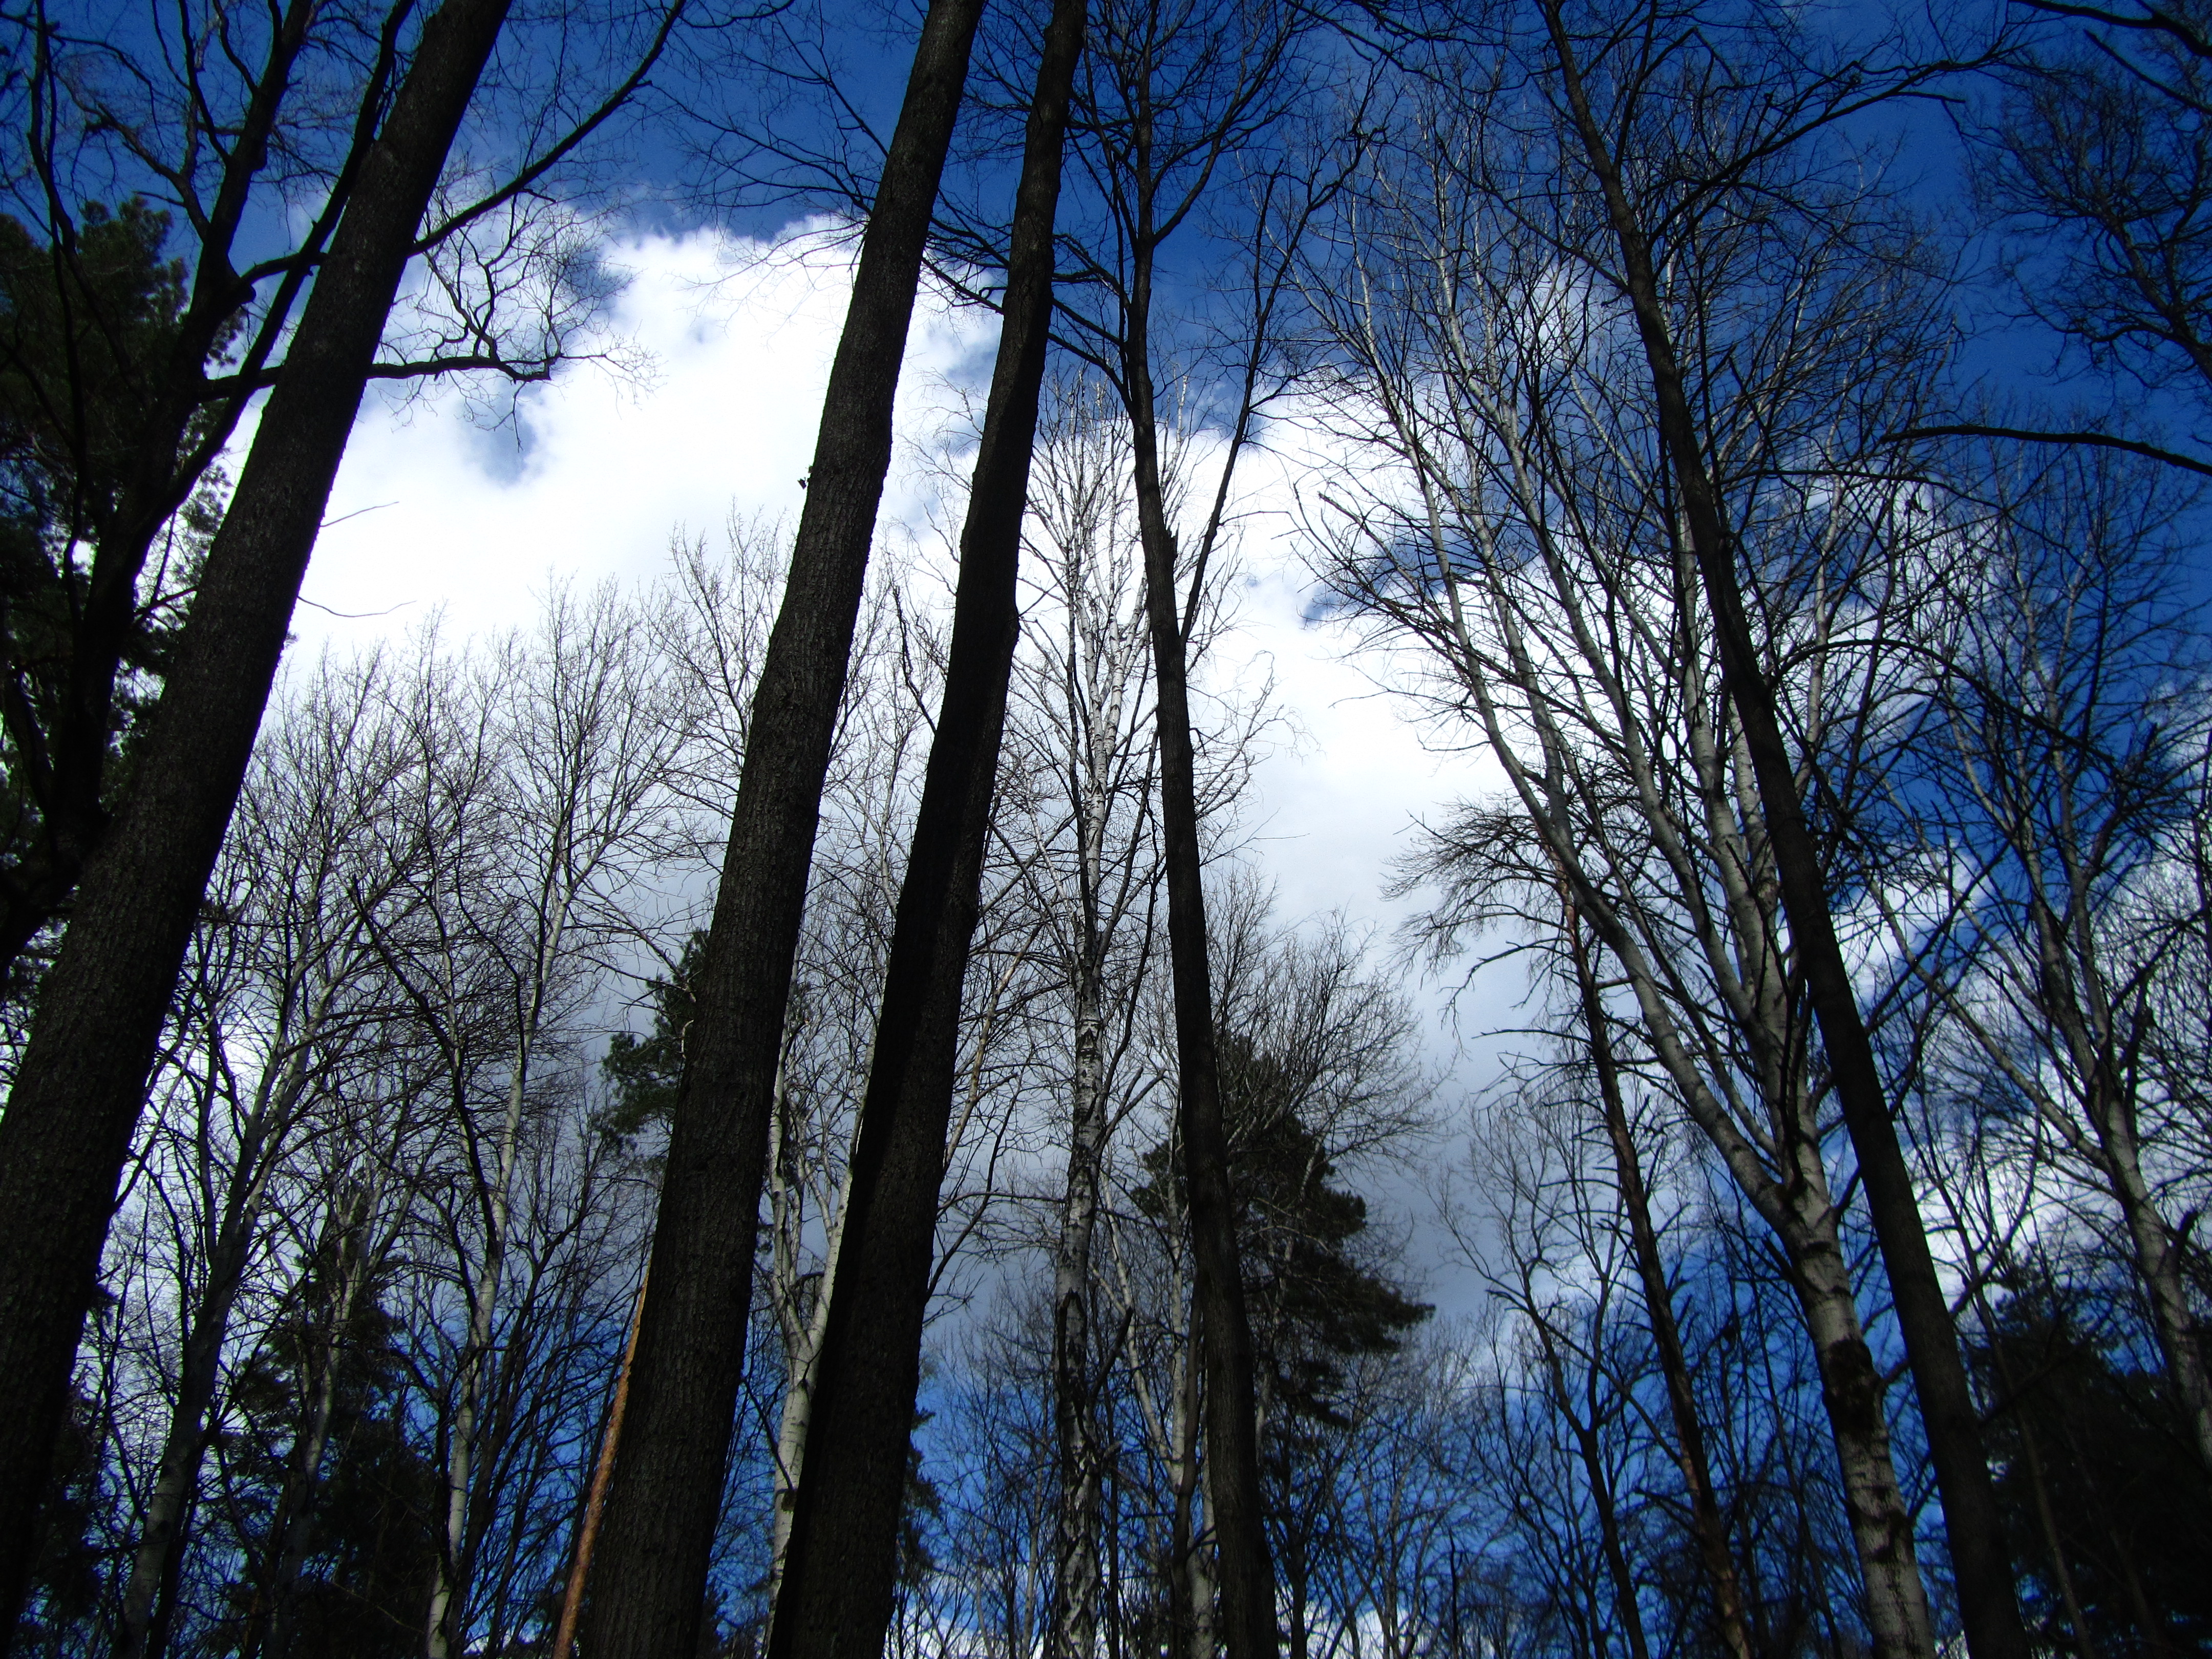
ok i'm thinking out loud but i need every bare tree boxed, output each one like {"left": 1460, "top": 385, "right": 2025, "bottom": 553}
{"left": 1002, "top": 382, "right": 1165, "bottom": 1659}
{"left": 1300, "top": 29, "right": 1997, "bottom": 1646}
{"left": 107, "top": 651, "right": 426, "bottom": 1659}
{"left": 1051, "top": 4, "right": 1350, "bottom": 1644}
{"left": 1876, "top": 447, "right": 2212, "bottom": 1476}
{"left": 0, "top": 0, "right": 702, "bottom": 1611}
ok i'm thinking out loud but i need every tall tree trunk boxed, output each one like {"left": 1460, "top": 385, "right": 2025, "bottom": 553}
{"left": 1539, "top": 10, "right": 2026, "bottom": 1655}
{"left": 1564, "top": 906, "right": 1755, "bottom": 1659}
{"left": 0, "top": 0, "right": 515, "bottom": 1630}
{"left": 1122, "top": 174, "right": 1279, "bottom": 1659}
{"left": 264, "top": 1188, "right": 388, "bottom": 1659}
{"left": 115, "top": 1229, "right": 249, "bottom": 1659}
{"left": 764, "top": 9, "right": 1086, "bottom": 1656}
{"left": 423, "top": 1049, "right": 530, "bottom": 1658}
{"left": 1051, "top": 929, "right": 1109, "bottom": 1659}
{"left": 550, "top": 1272, "right": 648, "bottom": 1659}
{"left": 576, "top": 4, "right": 985, "bottom": 1652}
{"left": 1790, "top": 1219, "right": 1936, "bottom": 1659}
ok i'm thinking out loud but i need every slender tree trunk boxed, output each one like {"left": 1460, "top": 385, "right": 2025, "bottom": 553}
{"left": 1564, "top": 907, "right": 1755, "bottom": 1659}
{"left": 116, "top": 1051, "right": 306, "bottom": 1659}
{"left": 0, "top": 0, "right": 515, "bottom": 1630}
{"left": 2033, "top": 900, "right": 2212, "bottom": 1475}
{"left": 550, "top": 1272, "right": 648, "bottom": 1659}
{"left": 1538, "top": 11, "right": 2026, "bottom": 1655}
{"left": 426, "top": 899, "right": 566, "bottom": 1659}
{"left": 424, "top": 1054, "right": 530, "bottom": 1659}
{"left": 2091, "top": 1084, "right": 2212, "bottom": 1472}
{"left": 115, "top": 1239, "right": 247, "bottom": 1659}
{"left": 1123, "top": 187, "right": 1279, "bottom": 1659}
{"left": 768, "top": 1191, "right": 845, "bottom": 1603}
{"left": 1548, "top": 1330, "right": 1651, "bottom": 1657}
{"left": 1166, "top": 1315, "right": 1200, "bottom": 1659}
{"left": 265, "top": 1194, "right": 386, "bottom": 1659}
{"left": 764, "top": 12, "right": 1086, "bottom": 1657}
{"left": 1051, "top": 934, "right": 1109, "bottom": 1659}
{"left": 577, "top": 6, "right": 985, "bottom": 1653}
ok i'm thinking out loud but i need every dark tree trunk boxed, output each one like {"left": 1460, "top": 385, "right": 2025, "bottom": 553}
{"left": 1539, "top": 9, "right": 2027, "bottom": 1656}
{"left": 0, "top": 0, "right": 515, "bottom": 1633}
{"left": 763, "top": 8, "right": 1087, "bottom": 1658}
{"left": 1123, "top": 229, "right": 1279, "bottom": 1659}
{"left": 1565, "top": 903, "right": 1755, "bottom": 1659}
{"left": 574, "top": 6, "right": 985, "bottom": 1654}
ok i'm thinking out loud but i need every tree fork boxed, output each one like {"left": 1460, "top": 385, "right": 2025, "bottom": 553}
{"left": 0, "top": 0, "right": 517, "bottom": 1634}
{"left": 576, "top": 3, "right": 986, "bottom": 1653}
{"left": 763, "top": 4, "right": 1087, "bottom": 1655}
{"left": 1539, "top": 7, "right": 2027, "bottom": 1654}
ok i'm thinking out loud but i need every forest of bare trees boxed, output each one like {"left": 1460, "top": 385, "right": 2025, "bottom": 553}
{"left": 3, "top": 0, "right": 2209, "bottom": 1655}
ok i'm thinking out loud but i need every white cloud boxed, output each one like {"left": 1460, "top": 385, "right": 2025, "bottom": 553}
{"left": 301, "top": 224, "right": 1503, "bottom": 981}
{"left": 301, "top": 224, "right": 995, "bottom": 647}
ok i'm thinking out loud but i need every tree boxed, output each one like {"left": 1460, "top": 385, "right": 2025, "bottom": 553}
{"left": 0, "top": 201, "right": 228, "bottom": 980}
{"left": 0, "top": 0, "right": 690, "bottom": 1621}
{"left": 1529, "top": 9, "right": 2024, "bottom": 1648}
{"left": 1968, "top": 1263, "right": 2212, "bottom": 1655}
{"left": 1874, "top": 448, "right": 2212, "bottom": 1480}
{"left": 1300, "top": 8, "right": 2017, "bottom": 1643}
{"left": 108, "top": 650, "right": 425, "bottom": 1659}
{"left": 580, "top": 10, "right": 990, "bottom": 1646}
{"left": 1927, "top": 0, "right": 2212, "bottom": 477}
{"left": 1052, "top": 2, "right": 1344, "bottom": 1643}
{"left": 1003, "top": 381, "right": 1166, "bottom": 1659}
{"left": 763, "top": 8, "right": 1089, "bottom": 1655}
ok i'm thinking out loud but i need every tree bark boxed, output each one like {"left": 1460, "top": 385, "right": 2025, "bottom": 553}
{"left": 763, "top": 8, "right": 1086, "bottom": 1656}
{"left": 573, "top": 4, "right": 985, "bottom": 1651}
{"left": 1123, "top": 176, "right": 1280, "bottom": 1659}
{"left": 0, "top": 0, "right": 515, "bottom": 1632}
{"left": 1538, "top": 9, "right": 2027, "bottom": 1655}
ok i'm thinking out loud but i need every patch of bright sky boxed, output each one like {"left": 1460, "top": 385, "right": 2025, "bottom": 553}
{"left": 293, "top": 222, "right": 1517, "bottom": 1313}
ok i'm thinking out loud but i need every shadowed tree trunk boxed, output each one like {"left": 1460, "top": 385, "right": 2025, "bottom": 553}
{"left": 763, "top": 7, "right": 1088, "bottom": 1657}
{"left": 575, "top": 5, "right": 986, "bottom": 1654}
{"left": 1123, "top": 214, "right": 1279, "bottom": 1659}
{"left": 0, "top": 0, "right": 516, "bottom": 1628}
{"left": 1564, "top": 897, "right": 1754, "bottom": 1659}
{"left": 1538, "top": 8, "right": 2027, "bottom": 1655}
